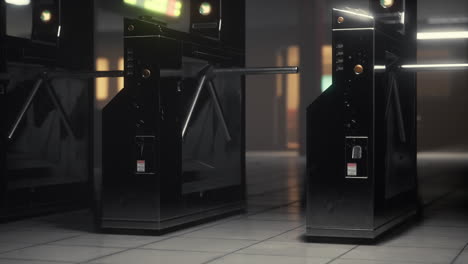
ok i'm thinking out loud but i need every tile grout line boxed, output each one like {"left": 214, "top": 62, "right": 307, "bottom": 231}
{"left": 0, "top": 233, "right": 84, "bottom": 255}
{"left": 450, "top": 242, "right": 468, "bottom": 264}
{"left": 0, "top": 256, "right": 76, "bottom": 263}
{"left": 199, "top": 224, "right": 306, "bottom": 264}
{"left": 324, "top": 245, "right": 359, "bottom": 264}
{"left": 422, "top": 190, "right": 458, "bottom": 209}
{"left": 76, "top": 236, "right": 177, "bottom": 264}
{"left": 0, "top": 188, "right": 303, "bottom": 263}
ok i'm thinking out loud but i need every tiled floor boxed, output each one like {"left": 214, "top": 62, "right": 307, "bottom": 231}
{"left": 0, "top": 152, "right": 467, "bottom": 264}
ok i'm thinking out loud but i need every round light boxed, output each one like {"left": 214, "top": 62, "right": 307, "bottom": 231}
{"left": 40, "top": 10, "right": 52, "bottom": 23}
{"left": 354, "top": 64, "right": 364, "bottom": 75}
{"left": 380, "top": 0, "right": 394, "bottom": 8}
{"left": 199, "top": 2, "right": 212, "bottom": 16}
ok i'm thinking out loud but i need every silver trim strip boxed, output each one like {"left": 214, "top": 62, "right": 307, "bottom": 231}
{"left": 125, "top": 35, "right": 177, "bottom": 41}
{"left": 333, "top": 28, "right": 374, "bottom": 31}
{"left": 333, "top": 8, "right": 374, "bottom": 19}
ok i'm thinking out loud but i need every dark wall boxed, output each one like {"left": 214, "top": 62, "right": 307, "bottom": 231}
{"left": 416, "top": 0, "right": 468, "bottom": 152}
{"left": 245, "top": 0, "right": 324, "bottom": 152}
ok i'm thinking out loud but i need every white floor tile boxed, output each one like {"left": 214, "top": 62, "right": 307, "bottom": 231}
{"left": 331, "top": 259, "right": 425, "bottom": 264}
{"left": 237, "top": 241, "right": 355, "bottom": 258}
{"left": 0, "top": 153, "right": 466, "bottom": 264}
{"left": 0, "top": 230, "right": 81, "bottom": 244}
{"left": 88, "top": 249, "right": 222, "bottom": 264}
{"left": 208, "top": 253, "right": 330, "bottom": 264}
{"left": 404, "top": 226, "right": 468, "bottom": 239}
{"left": 270, "top": 226, "right": 306, "bottom": 242}
{"left": 454, "top": 251, "right": 468, "bottom": 264}
{"left": 0, "top": 260, "right": 71, "bottom": 264}
{"left": 166, "top": 215, "right": 243, "bottom": 237}
{"left": 422, "top": 213, "right": 468, "bottom": 228}
{"left": 0, "top": 243, "right": 33, "bottom": 254}
{"left": 209, "top": 219, "right": 302, "bottom": 231}
{"left": 181, "top": 226, "right": 283, "bottom": 240}
{"left": 0, "top": 245, "right": 122, "bottom": 263}
{"left": 182, "top": 219, "right": 302, "bottom": 240}
{"left": 379, "top": 233, "right": 468, "bottom": 249}
{"left": 342, "top": 246, "right": 459, "bottom": 264}
{"left": 143, "top": 237, "right": 257, "bottom": 253}
{"left": 51, "top": 234, "right": 168, "bottom": 248}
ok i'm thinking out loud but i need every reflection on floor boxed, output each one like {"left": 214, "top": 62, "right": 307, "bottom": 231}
{"left": 0, "top": 151, "right": 467, "bottom": 264}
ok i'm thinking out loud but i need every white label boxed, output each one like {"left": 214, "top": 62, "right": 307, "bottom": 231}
{"left": 137, "top": 160, "right": 145, "bottom": 173}
{"left": 347, "top": 163, "right": 357, "bottom": 176}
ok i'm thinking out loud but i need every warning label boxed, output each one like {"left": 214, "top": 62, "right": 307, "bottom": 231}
{"left": 137, "top": 160, "right": 145, "bottom": 173}
{"left": 347, "top": 163, "right": 357, "bottom": 176}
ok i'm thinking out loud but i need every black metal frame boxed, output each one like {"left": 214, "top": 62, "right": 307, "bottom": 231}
{"left": 306, "top": 5, "right": 419, "bottom": 242}
{"left": 1, "top": 0, "right": 7, "bottom": 210}
{"left": 99, "top": 17, "right": 298, "bottom": 234}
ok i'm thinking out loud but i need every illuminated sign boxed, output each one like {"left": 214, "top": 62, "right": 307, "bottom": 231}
{"left": 123, "top": 0, "right": 182, "bottom": 18}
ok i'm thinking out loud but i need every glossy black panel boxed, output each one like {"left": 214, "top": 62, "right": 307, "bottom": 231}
{"left": 306, "top": 2, "right": 418, "bottom": 241}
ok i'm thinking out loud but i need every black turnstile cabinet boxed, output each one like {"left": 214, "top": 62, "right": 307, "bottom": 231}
{"left": 99, "top": 18, "right": 246, "bottom": 233}
{"left": 306, "top": 1, "right": 419, "bottom": 241}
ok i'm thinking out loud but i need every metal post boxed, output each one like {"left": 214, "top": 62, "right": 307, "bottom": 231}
{"left": 214, "top": 66, "right": 299, "bottom": 75}
{"left": 161, "top": 66, "right": 299, "bottom": 78}
{"left": 47, "top": 70, "right": 125, "bottom": 79}
{"left": 181, "top": 74, "right": 208, "bottom": 140}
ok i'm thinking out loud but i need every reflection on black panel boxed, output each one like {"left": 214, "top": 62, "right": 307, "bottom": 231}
{"left": 6, "top": 4, "right": 32, "bottom": 39}
{"left": 6, "top": 65, "right": 90, "bottom": 190}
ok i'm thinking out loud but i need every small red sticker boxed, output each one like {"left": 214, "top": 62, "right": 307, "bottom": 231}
{"left": 137, "top": 160, "right": 145, "bottom": 173}
{"left": 347, "top": 163, "right": 357, "bottom": 176}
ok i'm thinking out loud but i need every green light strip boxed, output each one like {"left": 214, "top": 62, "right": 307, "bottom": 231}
{"left": 123, "top": 0, "right": 182, "bottom": 17}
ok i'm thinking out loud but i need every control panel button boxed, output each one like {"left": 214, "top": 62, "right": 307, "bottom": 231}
{"left": 354, "top": 64, "right": 364, "bottom": 75}
{"left": 352, "top": 145, "right": 363, "bottom": 159}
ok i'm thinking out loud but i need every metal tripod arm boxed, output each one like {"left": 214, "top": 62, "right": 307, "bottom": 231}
{"left": 161, "top": 66, "right": 299, "bottom": 78}
{"left": 181, "top": 65, "right": 212, "bottom": 141}
{"left": 181, "top": 66, "right": 300, "bottom": 141}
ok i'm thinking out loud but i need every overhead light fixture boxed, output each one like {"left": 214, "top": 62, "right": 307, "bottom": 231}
{"left": 4, "top": 0, "right": 30, "bottom": 6}
{"left": 417, "top": 31, "right": 468, "bottom": 40}
{"left": 40, "top": 9, "right": 52, "bottom": 23}
{"left": 199, "top": 2, "right": 212, "bottom": 16}
{"left": 380, "top": 0, "right": 394, "bottom": 9}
